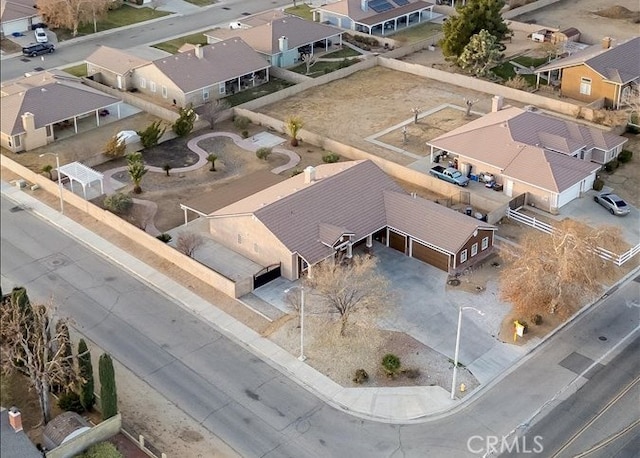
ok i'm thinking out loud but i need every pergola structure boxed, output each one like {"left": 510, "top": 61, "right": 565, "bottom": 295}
{"left": 57, "top": 162, "right": 104, "bottom": 199}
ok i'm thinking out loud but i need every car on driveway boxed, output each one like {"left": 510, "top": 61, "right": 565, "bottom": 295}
{"left": 34, "top": 27, "right": 48, "bottom": 43}
{"left": 22, "top": 43, "right": 55, "bottom": 57}
{"left": 594, "top": 193, "right": 631, "bottom": 216}
{"left": 116, "top": 130, "right": 140, "bottom": 146}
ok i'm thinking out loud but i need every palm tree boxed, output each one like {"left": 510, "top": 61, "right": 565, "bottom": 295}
{"left": 163, "top": 164, "right": 172, "bottom": 176}
{"left": 127, "top": 152, "right": 148, "bottom": 194}
{"left": 285, "top": 116, "right": 304, "bottom": 147}
{"left": 41, "top": 164, "right": 53, "bottom": 180}
{"left": 207, "top": 153, "right": 218, "bottom": 171}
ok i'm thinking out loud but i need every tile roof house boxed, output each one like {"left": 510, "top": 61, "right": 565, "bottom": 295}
{"left": 86, "top": 39, "right": 271, "bottom": 108}
{"left": 205, "top": 14, "right": 343, "bottom": 68}
{"left": 1, "top": 70, "right": 122, "bottom": 153}
{"left": 313, "top": 0, "right": 436, "bottom": 36}
{"left": 535, "top": 36, "right": 640, "bottom": 109}
{"left": 427, "top": 101, "right": 627, "bottom": 213}
{"left": 86, "top": 46, "right": 150, "bottom": 92}
{"left": 208, "top": 160, "right": 495, "bottom": 282}
{"left": 1, "top": 408, "right": 41, "bottom": 458}
{"left": 1, "top": 0, "right": 42, "bottom": 36}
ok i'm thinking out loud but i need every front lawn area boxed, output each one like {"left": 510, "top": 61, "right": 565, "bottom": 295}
{"left": 285, "top": 5, "right": 314, "bottom": 21}
{"left": 289, "top": 59, "right": 358, "bottom": 77}
{"left": 492, "top": 55, "right": 547, "bottom": 86}
{"left": 389, "top": 22, "right": 442, "bottom": 44}
{"left": 324, "top": 47, "right": 361, "bottom": 58}
{"left": 54, "top": 5, "right": 170, "bottom": 41}
{"left": 225, "top": 78, "right": 296, "bottom": 107}
{"left": 153, "top": 32, "right": 209, "bottom": 54}
{"left": 62, "top": 63, "right": 88, "bottom": 77}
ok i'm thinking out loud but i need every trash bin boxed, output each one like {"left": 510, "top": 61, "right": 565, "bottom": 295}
{"left": 465, "top": 207, "right": 472, "bottom": 216}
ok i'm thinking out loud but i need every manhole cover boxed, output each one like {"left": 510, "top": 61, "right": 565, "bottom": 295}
{"left": 599, "top": 336, "right": 607, "bottom": 341}
{"left": 242, "top": 12, "right": 251, "bottom": 15}
{"left": 41, "top": 253, "right": 72, "bottom": 271}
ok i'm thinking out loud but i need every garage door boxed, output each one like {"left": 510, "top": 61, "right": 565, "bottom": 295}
{"left": 389, "top": 230, "right": 406, "bottom": 254}
{"left": 411, "top": 241, "right": 450, "bottom": 271}
{"left": 557, "top": 181, "right": 582, "bottom": 208}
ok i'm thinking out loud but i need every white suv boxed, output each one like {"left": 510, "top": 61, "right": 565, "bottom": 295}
{"left": 35, "top": 28, "right": 48, "bottom": 43}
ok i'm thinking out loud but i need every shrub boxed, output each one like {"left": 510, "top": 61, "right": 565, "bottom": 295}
{"left": 103, "top": 136, "right": 126, "bottom": 158}
{"left": 78, "top": 339, "right": 95, "bottom": 411}
{"left": 58, "top": 391, "right": 84, "bottom": 413}
{"left": 626, "top": 124, "right": 640, "bottom": 134}
{"left": 604, "top": 159, "right": 619, "bottom": 172}
{"left": 138, "top": 121, "right": 166, "bottom": 148}
{"left": 162, "top": 164, "right": 172, "bottom": 176}
{"left": 381, "top": 353, "right": 401, "bottom": 377}
{"left": 531, "top": 314, "right": 543, "bottom": 326}
{"left": 233, "top": 115, "right": 250, "bottom": 131}
{"left": 256, "top": 147, "right": 272, "bottom": 160}
{"left": 241, "top": 130, "right": 249, "bottom": 139}
{"left": 156, "top": 233, "right": 172, "bottom": 243}
{"left": 322, "top": 152, "right": 340, "bottom": 163}
{"left": 618, "top": 149, "right": 633, "bottom": 163}
{"left": 99, "top": 353, "right": 118, "bottom": 420}
{"left": 290, "top": 168, "right": 303, "bottom": 177}
{"left": 80, "top": 442, "right": 123, "bottom": 458}
{"left": 103, "top": 193, "right": 133, "bottom": 214}
{"left": 352, "top": 368, "right": 369, "bottom": 384}
{"left": 592, "top": 178, "right": 604, "bottom": 191}
{"left": 172, "top": 105, "right": 197, "bottom": 137}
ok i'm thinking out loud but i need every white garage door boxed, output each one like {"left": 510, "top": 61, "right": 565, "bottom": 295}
{"left": 557, "top": 181, "right": 582, "bottom": 208}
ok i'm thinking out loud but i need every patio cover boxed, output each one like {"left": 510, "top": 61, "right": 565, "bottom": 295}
{"left": 57, "top": 161, "right": 104, "bottom": 199}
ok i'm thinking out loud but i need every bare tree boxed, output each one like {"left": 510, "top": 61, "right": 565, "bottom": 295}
{"left": 201, "top": 99, "right": 229, "bottom": 130}
{"left": 411, "top": 107, "right": 421, "bottom": 124}
{"left": 463, "top": 98, "right": 479, "bottom": 117}
{"left": 500, "top": 220, "right": 626, "bottom": 318}
{"left": 301, "top": 53, "right": 318, "bottom": 75}
{"left": 176, "top": 232, "right": 204, "bottom": 257}
{"left": 37, "top": 0, "right": 112, "bottom": 37}
{"left": 305, "top": 255, "right": 390, "bottom": 336}
{"left": 0, "top": 289, "right": 79, "bottom": 424}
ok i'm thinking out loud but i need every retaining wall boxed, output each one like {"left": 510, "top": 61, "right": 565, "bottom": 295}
{"left": 1, "top": 155, "right": 249, "bottom": 298}
{"left": 45, "top": 414, "right": 121, "bottom": 458}
{"left": 503, "top": 0, "right": 564, "bottom": 19}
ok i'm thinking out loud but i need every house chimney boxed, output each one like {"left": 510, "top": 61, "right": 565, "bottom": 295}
{"left": 21, "top": 112, "right": 36, "bottom": 133}
{"left": 304, "top": 166, "right": 316, "bottom": 184}
{"left": 195, "top": 45, "right": 204, "bottom": 59}
{"left": 278, "top": 36, "right": 288, "bottom": 52}
{"left": 361, "top": 0, "right": 368, "bottom": 12}
{"left": 8, "top": 407, "right": 23, "bottom": 432}
{"left": 601, "top": 37, "right": 612, "bottom": 49}
{"left": 491, "top": 95, "right": 504, "bottom": 112}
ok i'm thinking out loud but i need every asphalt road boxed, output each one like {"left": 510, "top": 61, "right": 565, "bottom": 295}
{"left": 1, "top": 193, "right": 639, "bottom": 458}
{"left": 1, "top": 0, "right": 291, "bottom": 81}
{"left": 507, "top": 337, "right": 640, "bottom": 458}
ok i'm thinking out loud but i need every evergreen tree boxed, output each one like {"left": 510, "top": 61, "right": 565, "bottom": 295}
{"left": 78, "top": 339, "right": 95, "bottom": 411}
{"left": 172, "top": 105, "right": 197, "bottom": 137}
{"left": 99, "top": 353, "right": 117, "bottom": 420}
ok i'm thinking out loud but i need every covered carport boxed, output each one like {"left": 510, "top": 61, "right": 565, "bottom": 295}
{"left": 57, "top": 162, "right": 104, "bottom": 199}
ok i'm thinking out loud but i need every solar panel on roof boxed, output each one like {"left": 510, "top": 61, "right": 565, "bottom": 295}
{"left": 393, "top": 0, "right": 409, "bottom": 5}
{"left": 369, "top": 0, "right": 394, "bottom": 13}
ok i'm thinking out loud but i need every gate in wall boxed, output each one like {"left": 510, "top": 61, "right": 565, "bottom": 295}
{"left": 253, "top": 263, "right": 281, "bottom": 289}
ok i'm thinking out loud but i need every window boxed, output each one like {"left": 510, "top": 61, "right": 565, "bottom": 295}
{"left": 203, "top": 88, "right": 210, "bottom": 100}
{"left": 150, "top": 81, "right": 156, "bottom": 93}
{"left": 471, "top": 243, "right": 478, "bottom": 257}
{"left": 481, "top": 237, "right": 489, "bottom": 250}
{"left": 161, "top": 86, "right": 167, "bottom": 98}
{"left": 579, "top": 77, "right": 591, "bottom": 95}
{"left": 460, "top": 249, "right": 467, "bottom": 264}
{"left": 219, "top": 82, "right": 225, "bottom": 94}
{"left": 45, "top": 125, "right": 52, "bottom": 137}
{"left": 139, "top": 78, "right": 146, "bottom": 89}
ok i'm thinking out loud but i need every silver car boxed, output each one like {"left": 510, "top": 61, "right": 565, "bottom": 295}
{"left": 594, "top": 193, "right": 631, "bottom": 216}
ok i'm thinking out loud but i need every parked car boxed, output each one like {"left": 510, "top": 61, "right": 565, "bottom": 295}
{"left": 34, "top": 27, "right": 48, "bottom": 43}
{"left": 594, "top": 193, "right": 630, "bottom": 216}
{"left": 429, "top": 165, "right": 470, "bottom": 187}
{"left": 22, "top": 43, "right": 55, "bottom": 57}
{"left": 116, "top": 130, "right": 140, "bottom": 146}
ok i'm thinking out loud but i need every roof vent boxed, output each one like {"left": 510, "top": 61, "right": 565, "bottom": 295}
{"left": 304, "top": 166, "right": 316, "bottom": 184}
{"left": 524, "top": 105, "right": 538, "bottom": 112}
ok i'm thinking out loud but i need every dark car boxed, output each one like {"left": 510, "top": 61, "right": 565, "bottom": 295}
{"left": 22, "top": 43, "right": 55, "bottom": 57}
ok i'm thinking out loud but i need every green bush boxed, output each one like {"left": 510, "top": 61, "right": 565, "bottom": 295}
{"left": 78, "top": 339, "right": 95, "bottom": 411}
{"left": 592, "top": 178, "right": 604, "bottom": 191}
{"left": 381, "top": 353, "right": 401, "bottom": 377}
{"left": 138, "top": 120, "right": 166, "bottom": 149}
{"left": 58, "top": 391, "right": 84, "bottom": 413}
{"left": 352, "top": 368, "right": 369, "bottom": 384}
{"left": 241, "top": 130, "right": 249, "bottom": 139}
{"left": 103, "top": 192, "right": 133, "bottom": 214}
{"left": 604, "top": 159, "right": 619, "bottom": 172}
{"left": 531, "top": 314, "right": 543, "bottom": 326}
{"left": 99, "top": 353, "right": 118, "bottom": 420}
{"left": 618, "top": 149, "right": 633, "bottom": 163}
{"left": 322, "top": 152, "right": 340, "bottom": 163}
{"left": 233, "top": 115, "right": 250, "bottom": 131}
{"left": 290, "top": 168, "right": 303, "bottom": 177}
{"left": 256, "top": 147, "right": 272, "bottom": 160}
{"left": 172, "top": 105, "right": 197, "bottom": 137}
{"left": 156, "top": 233, "right": 172, "bottom": 243}
{"left": 80, "top": 441, "right": 123, "bottom": 458}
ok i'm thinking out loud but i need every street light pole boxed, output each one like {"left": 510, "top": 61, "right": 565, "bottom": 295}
{"left": 39, "top": 152, "right": 63, "bottom": 214}
{"left": 451, "top": 306, "right": 484, "bottom": 400}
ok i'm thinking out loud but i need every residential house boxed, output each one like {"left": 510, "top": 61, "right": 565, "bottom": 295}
{"left": 86, "top": 46, "right": 150, "bottom": 92}
{"left": 535, "top": 36, "right": 640, "bottom": 109}
{"left": 87, "top": 39, "right": 271, "bottom": 107}
{"left": 1, "top": 71, "right": 122, "bottom": 153}
{"left": 312, "top": 0, "right": 436, "bottom": 36}
{"left": 205, "top": 13, "right": 343, "bottom": 68}
{"left": 1, "top": 0, "right": 42, "bottom": 36}
{"left": 208, "top": 160, "right": 495, "bottom": 282}
{"left": 427, "top": 98, "right": 627, "bottom": 213}
{"left": 0, "top": 408, "right": 41, "bottom": 458}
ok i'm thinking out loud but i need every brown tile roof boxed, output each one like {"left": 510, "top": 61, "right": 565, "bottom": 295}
{"left": 1, "top": 0, "right": 37, "bottom": 22}
{"left": 152, "top": 38, "right": 270, "bottom": 93}
{"left": 384, "top": 191, "right": 495, "bottom": 254}
{"left": 428, "top": 106, "right": 624, "bottom": 192}
{"left": 1, "top": 72, "right": 120, "bottom": 136}
{"left": 206, "top": 15, "right": 342, "bottom": 55}
{"left": 85, "top": 46, "right": 150, "bottom": 75}
{"left": 536, "top": 36, "right": 640, "bottom": 84}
